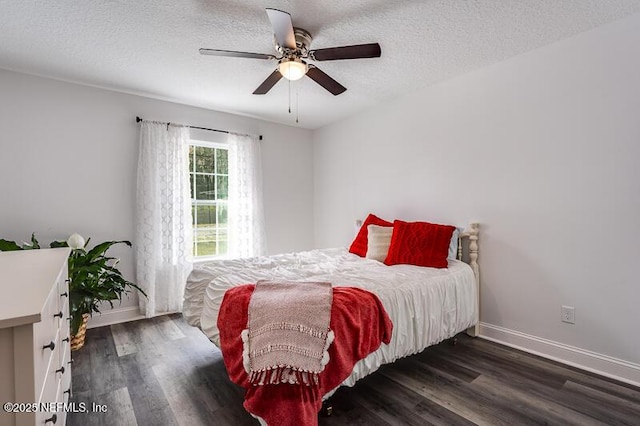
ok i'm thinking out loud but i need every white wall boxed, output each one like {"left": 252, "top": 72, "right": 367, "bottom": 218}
{"left": 260, "top": 121, "right": 314, "bottom": 256}
{"left": 313, "top": 13, "right": 640, "bottom": 382}
{"left": 0, "top": 69, "right": 314, "bottom": 320}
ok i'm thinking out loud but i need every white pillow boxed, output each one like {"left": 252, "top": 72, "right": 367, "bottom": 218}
{"left": 449, "top": 227, "right": 461, "bottom": 259}
{"left": 366, "top": 224, "right": 393, "bottom": 262}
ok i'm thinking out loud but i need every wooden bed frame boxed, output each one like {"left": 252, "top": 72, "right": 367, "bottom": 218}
{"left": 459, "top": 222, "right": 480, "bottom": 337}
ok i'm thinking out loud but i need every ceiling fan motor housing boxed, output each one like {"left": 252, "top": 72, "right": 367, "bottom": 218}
{"left": 275, "top": 27, "right": 312, "bottom": 58}
{"left": 294, "top": 28, "right": 312, "bottom": 54}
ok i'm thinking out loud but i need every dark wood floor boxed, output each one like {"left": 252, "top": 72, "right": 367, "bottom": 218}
{"left": 67, "top": 314, "right": 640, "bottom": 426}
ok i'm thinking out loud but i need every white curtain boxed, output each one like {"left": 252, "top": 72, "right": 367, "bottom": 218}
{"left": 135, "top": 121, "right": 193, "bottom": 317}
{"left": 227, "top": 132, "right": 267, "bottom": 258}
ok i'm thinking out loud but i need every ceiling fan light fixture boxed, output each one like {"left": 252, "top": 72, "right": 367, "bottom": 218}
{"left": 278, "top": 59, "right": 307, "bottom": 81}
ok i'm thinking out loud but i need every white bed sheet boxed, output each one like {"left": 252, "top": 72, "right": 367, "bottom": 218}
{"left": 183, "top": 247, "right": 478, "bottom": 392}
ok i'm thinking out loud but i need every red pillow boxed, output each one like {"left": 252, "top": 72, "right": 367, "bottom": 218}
{"left": 349, "top": 214, "right": 393, "bottom": 257}
{"left": 384, "top": 220, "right": 455, "bottom": 268}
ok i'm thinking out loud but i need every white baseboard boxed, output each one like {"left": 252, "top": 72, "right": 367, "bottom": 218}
{"left": 479, "top": 322, "right": 640, "bottom": 388}
{"left": 86, "top": 306, "right": 145, "bottom": 329}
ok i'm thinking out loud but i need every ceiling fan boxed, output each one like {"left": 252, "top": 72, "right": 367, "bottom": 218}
{"left": 199, "top": 8, "right": 381, "bottom": 96}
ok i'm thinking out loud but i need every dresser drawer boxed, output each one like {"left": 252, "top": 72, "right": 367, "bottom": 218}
{"left": 34, "top": 328, "right": 58, "bottom": 404}
{"left": 54, "top": 383, "right": 68, "bottom": 426}
{"left": 55, "top": 326, "right": 71, "bottom": 395}
{"left": 57, "top": 276, "right": 70, "bottom": 329}
{"left": 60, "top": 354, "right": 72, "bottom": 404}
{"left": 55, "top": 351, "right": 72, "bottom": 426}
{"left": 35, "top": 351, "right": 60, "bottom": 425}
{"left": 56, "top": 290, "right": 71, "bottom": 340}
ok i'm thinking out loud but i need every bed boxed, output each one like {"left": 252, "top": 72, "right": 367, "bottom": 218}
{"left": 183, "top": 221, "right": 480, "bottom": 423}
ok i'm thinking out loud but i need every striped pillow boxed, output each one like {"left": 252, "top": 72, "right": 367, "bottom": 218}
{"left": 365, "top": 225, "right": 394, "bottom": 262}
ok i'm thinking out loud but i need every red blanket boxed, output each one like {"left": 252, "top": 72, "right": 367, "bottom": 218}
{"left": 218, "top": 285, "right": 393, "bottom": 426}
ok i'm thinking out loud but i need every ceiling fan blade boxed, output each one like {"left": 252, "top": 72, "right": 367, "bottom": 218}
{"left": 266, "top": 8, "right": 296, "bottom": 50}
{"left": 199, "top": 48, "right": 275, "bottom": 60}
{"left": 253, "top": 69, "right": 283, "bottom": 95}
{"left": 309, "top": 43, "right": 381, "bottom": 61}
{"left": 306, "top": 65, "right": 346, "bottom": 96}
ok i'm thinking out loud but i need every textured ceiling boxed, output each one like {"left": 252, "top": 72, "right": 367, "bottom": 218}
{"left": 1, "top": 0, "right": 639, "bottom": 129}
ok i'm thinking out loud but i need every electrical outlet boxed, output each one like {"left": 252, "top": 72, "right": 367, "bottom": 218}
{"left": 561, "top": 306, "right": 575, "bottom": 324}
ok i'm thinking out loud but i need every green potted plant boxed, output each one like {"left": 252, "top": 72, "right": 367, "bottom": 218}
{"left": 56, "top": 233, "right": 147, "bottom": 349}
{"left": 0, "top": 233, "right": 146, "bottom": 350}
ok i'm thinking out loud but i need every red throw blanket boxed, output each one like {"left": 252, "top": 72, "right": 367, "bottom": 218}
{"left": 218, "top": 285, "right": 393, "bottom": 426}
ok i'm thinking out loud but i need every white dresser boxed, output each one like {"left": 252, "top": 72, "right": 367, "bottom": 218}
{"left": 0, "top": 248, "right": 72, "bottom": 426}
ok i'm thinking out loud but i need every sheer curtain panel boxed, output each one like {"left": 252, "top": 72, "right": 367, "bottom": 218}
{"left": 227, "top": 132, "right": 267, "bottom": 258}
{"left": 136, "top": 122, "right": 193, "bottom": 317}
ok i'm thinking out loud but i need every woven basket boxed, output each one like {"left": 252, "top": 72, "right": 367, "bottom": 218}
{"left": 70, "top": 314, "right": 90, "bottom": 351}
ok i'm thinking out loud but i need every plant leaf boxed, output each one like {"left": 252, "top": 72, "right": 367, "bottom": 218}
{"left": 30, "top": 233, "right": 40, "bottom": 249}
{"left": 85, "top": 240, "right": 132, "bottom": 262}
{"left": 0, "top": 239, "right": 23, "bottom": 251}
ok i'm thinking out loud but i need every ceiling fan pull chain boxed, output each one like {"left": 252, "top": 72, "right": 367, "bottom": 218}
{"left": 296, "top": 89, "right": 299, "bottom": 124}
{"left": 288, "top": 77, "right": 291, "bottom": 114}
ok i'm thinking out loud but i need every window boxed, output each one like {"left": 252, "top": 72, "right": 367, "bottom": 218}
{"left": 189, "top": 141, "right": 228, "bottom": 258}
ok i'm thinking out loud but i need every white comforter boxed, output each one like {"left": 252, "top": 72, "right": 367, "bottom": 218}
{"left": 183, "top": 247, "right": 478, "bottom": 390}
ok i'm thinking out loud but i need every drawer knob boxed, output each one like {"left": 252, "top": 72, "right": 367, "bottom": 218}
{"left": 65, "top": 278, "right": 71, "bottom": 283}
{"left": 60, "top": 291, "right": 68, "bottom": 298}
{"left": 55, "top": 366, "right": 65, "bottom": 374}
{"left": 43, "top": 341, "right": 56, "bottom": 351}
{"left": 45, "top": 414, "right": 57, "bottom": 424}
{"left": 64, "top": 388, "right": 71, "bottom": 395}
{"left": 53, "top": 311, "right": 64, "bottom": 319}
{"left": 63, "top": 337, "right": 70, "bottom": 343}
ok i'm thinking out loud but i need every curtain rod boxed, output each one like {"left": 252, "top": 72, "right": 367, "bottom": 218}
{"left": 135, "top": 116, "right": 262, "bottom": 141}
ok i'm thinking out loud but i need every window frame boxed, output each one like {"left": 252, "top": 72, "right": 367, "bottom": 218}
{"left": 189, "top": 139, "right": 229, "bottom": 261}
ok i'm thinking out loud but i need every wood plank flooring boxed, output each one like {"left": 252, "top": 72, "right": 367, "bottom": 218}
{"left": 67, "top": 314, "right": 640, "bottom": 426}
